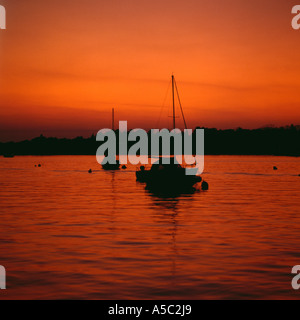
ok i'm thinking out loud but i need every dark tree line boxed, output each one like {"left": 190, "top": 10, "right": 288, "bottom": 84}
{"left": 0, "top": 125, "right": 299, "bottom": 157}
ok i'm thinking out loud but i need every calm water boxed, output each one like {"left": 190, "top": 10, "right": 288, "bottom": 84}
{"left": 0, "top": 155, "right": 300, "bottom": 300}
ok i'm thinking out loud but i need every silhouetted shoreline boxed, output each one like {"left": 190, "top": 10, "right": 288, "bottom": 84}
{"left": 0, "top": 125, "right": 299, "bottom": 157}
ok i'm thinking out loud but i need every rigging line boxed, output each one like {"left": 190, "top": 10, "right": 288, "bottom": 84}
{"left": 156, "top": 78, "right": 171, "bottom": 129}
{"left": 174, "top": 79, "right": 188, "bottom": 130}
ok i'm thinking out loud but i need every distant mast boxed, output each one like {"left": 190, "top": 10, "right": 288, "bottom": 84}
{"left": 112, "top": 108, "right": 115, "bottom": 131}
{"left": 172, "top": 75, "right": 188, "bottom": 130}
{"left": 172, "top": 75, "right": 176, "bottom": 130}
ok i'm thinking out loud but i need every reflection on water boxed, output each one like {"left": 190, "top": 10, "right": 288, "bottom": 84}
{"left": 0, "top": 155, "right": 300, "bottom": 299}
{"left": 146, "top": 185, "right": 199, "bottom": 200}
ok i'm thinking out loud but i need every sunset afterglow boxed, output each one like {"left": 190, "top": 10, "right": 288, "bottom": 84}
{"left": 1, "top": 0, "right": 300, "bottom": 141}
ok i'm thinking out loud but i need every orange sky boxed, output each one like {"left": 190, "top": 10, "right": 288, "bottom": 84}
{"left": 0, "top": 0, "right": 300, "bottom": 141}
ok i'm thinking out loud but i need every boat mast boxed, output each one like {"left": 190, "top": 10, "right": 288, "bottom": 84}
{"left": 175, "top": 81, "right": 188, "bottom": 130}
{"left": 172, "top": 75, "right": 176, "bottom": 130}
{"left": 112, "top": 108, "right": 115, "bottom": 131}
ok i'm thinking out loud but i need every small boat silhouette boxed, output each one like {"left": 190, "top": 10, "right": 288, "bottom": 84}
{"left": 3, "top": 153, "right": 14, "bottom": 158}
{"left": 102, "top": 161, "right": 120, "bottom": 171}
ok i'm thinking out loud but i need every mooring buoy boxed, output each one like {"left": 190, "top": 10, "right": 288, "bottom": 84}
{"left": 202, "top": 180, "right": 209, "bottom": 191}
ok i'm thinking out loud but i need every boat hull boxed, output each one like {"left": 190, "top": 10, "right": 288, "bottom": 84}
{"left": 136, "top": 168, "right": 202, "bottom": 192}
{"left": 102, "top": 163, "right": 120, "bottom": 170}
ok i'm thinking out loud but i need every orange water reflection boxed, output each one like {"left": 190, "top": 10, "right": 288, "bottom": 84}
{"left": 0, "top": 156, "right": 300, "bottom": 299}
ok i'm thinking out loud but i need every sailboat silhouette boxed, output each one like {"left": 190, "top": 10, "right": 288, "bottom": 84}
{"left": 136, "top": 75, "right": 206, "bottom": 193}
